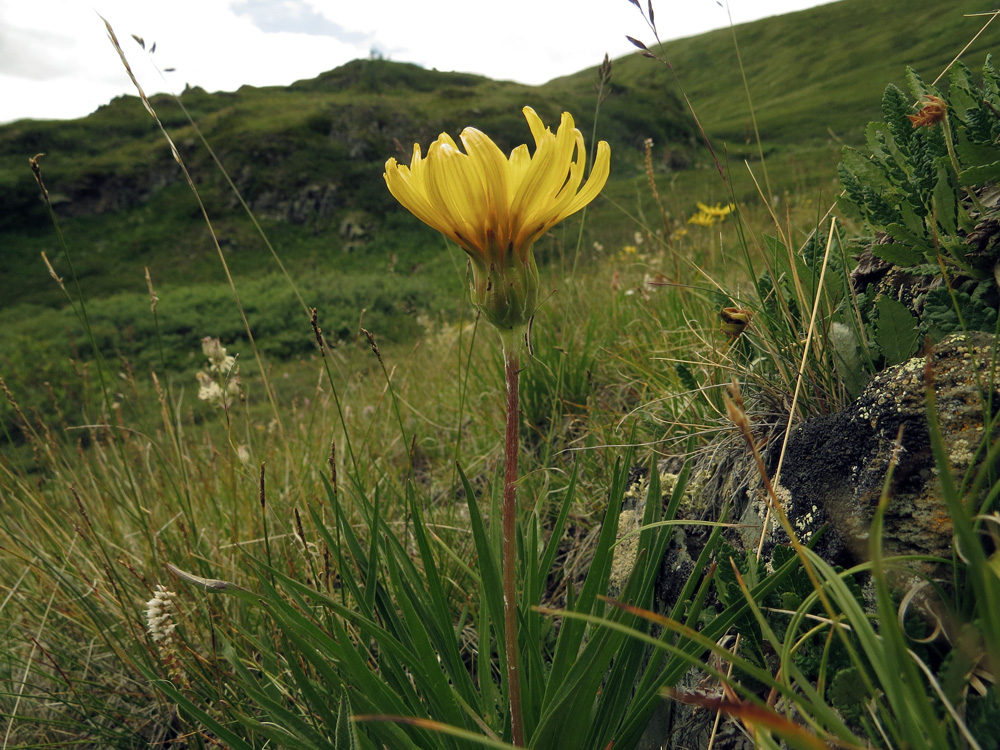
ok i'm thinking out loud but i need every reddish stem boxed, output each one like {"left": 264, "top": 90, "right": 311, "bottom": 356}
{"left": 502, "top": 339, "right": 525, "bottom": 747}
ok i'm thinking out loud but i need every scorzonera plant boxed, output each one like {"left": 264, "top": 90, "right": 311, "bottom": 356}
{"left": 384, "top": 105, "right": 610, "bottom": 746}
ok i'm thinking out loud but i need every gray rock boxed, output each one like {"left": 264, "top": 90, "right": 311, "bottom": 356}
{"left": 626, "top": 331, "right": 998, "bottom": 748}
{"left": 751, "top": 330, "right": 998, "bottom": 577}
{"left": 246, "top": 181, "right": 341, "bottom": 225}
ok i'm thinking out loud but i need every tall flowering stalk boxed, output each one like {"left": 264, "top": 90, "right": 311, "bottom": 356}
{"left": 385, "top": 106, "right": 609, "bottom": 746}
{"left": 145, "top": 584, "right": 190, "bottom": 690}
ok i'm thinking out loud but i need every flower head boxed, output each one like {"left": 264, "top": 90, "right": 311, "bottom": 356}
{"left": 907, "top": 95, "right": 947, "bottom": 128}
{"left": 686, "top": 211, "right": 716, "bottom": 227}
{"left": 146, "top": 585, "right": 178, "bottom": 643}
{"left": 719, "top": 307, "right": 752, "bottom": 338}
{"left": 196, "top": 371, "right": 224, "bottom": 405}
{"left": 201, "top": 336, "right": 235, "bottom": 374}
{"left": 696, "top": 201, "right": 735, "bottom": 219}
{"left": 687, "top": 201, "right": 735, "bottom": 227}
{"left": 384, "top": 106, "right": 610, "bottom": 331}
{"left": 196, "top": 370, "right": 239, "bottom": 408}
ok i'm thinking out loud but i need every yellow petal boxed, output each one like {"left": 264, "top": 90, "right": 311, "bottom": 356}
{"left": 509, "top": 125, "right": 568, "bottom": 229}
{"left": 385, "top": 158, "right": 462, "bottom": 247}
{"left": 522, "top": 106, "right": 548, "bottom": 149}
{"left": 507, "top": 144, "right": 532, "bottom": 195}
{"left": 425, "top": 141, "right": 487, "bottom": 253}
{"left": 556, "top": 139, "right": 610, "bottom": 218}
{"left": 461, "top": 127, "right": 512, "bottom": 245}
{"left": 543, "top": 128, "right": 587, "bottom": 214}
{"left": 519, "top": 143, "right": 607, "bottom": 248}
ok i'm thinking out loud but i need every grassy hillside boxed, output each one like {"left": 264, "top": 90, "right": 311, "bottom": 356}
{"left": 568, "top": 0, "right": 997, "bottom": 147}
{"left": 2, "top": 0, "right": 995, "bottom": 452}
{"left": 0, "top": 59, "right": 691, "bottom": 310}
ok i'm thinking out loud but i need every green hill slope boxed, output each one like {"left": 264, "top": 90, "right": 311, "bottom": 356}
{"left": 0, "top": 58, "right": 692, "bottom": 308}
{"left": 0, "top": 0, "right": 995, "bottom": 312}
{"left": 573, "top": 0, "right": 996, "bottom": 147}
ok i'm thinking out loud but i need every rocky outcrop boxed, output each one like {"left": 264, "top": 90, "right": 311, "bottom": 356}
{"left": 324, "top": 102, "right": 416, "bottom": 161}
{"left": 617, "top": 331, "right": 998, "bottom": 749}
{"left": 55, "top": 164, "right": 179, "bottom": 217}
{"left": 624, "top": 331, "right": 998, "bottom": 588}
{"left": 245, "top": 180, "right": 342, "bottom": 225}
{"left": 742, "top": 330, "right": 998, "bottom": 575}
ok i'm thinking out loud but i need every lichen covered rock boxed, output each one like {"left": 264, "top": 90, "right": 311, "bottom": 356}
{"left": 751, "top": 331, "right": 998, "bottom": 576}
{"left": 631, "top": 331, "right": 997, "bottom": 749}
{"left": 609, "top": 464, "right": 712, "bottom": 605}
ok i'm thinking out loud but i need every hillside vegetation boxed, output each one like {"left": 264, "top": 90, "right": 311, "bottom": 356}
{"left": 1, "top": 2, "right": 999, "bottom": 745}
{"left": 587, "top": 0, "right": 995, "bottom": 145}
{"left": 0, "top": 0, "right": 994, "bottom": 311}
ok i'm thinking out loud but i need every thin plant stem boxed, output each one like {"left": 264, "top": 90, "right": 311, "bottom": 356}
{"left": 572, "top": 54, "right": 613, "bottom": 279}
{"left": 102, "top": 18, "right": 303, "bottom": 496}
{"left": 500, "top": 329, "right": 525, "bottom": 747}
{"left": 726, "top": 6, "right": 772, "bottom": 202}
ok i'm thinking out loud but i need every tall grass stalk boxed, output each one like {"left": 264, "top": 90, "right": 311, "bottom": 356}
{"left": 102, "top": 18, "right": 302, "bottom": 493}
{"left": 571, "top": 53, "right": 613, "bottom": 279}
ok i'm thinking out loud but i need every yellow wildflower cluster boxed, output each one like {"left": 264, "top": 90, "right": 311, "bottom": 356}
{"left": 618, "top": 244, "right": 638, "bottom": 261}
{"left": 687, "top": 201, "right": 735, "bottom": 227}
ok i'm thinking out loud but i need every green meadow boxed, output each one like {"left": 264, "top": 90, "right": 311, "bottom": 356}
{"left": 1, "top": 0, "right": 999, "bottom": 747}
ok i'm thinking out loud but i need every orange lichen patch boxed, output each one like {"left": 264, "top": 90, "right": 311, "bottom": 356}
{"left": 929, "top": 506, "right": 954, "bottom": 534}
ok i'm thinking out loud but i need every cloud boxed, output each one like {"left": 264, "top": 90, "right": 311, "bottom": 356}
{"left": 0, "top": 0, "right": 840, "bottom": 123}
{"left": 298, "top": 0, "right": 641, "bottom": 86}
{"left": 0, "top": 1, "right": 96, "bottom": 82}
{"left": 233, "top": 0, "right": 372, "bottom": 43}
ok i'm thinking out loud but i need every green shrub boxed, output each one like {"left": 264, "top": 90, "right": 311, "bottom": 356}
{"left": 838, "top": 59, "right": 1000, "bottom": 369}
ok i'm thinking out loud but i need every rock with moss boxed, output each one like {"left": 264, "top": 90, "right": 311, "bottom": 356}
{"left": 610, "top": 465, "right": 758, "bottom": 750}
{"left": 627, "top": 331, "right": 997, "bottom": 749}
{"left": 739, "top": 331, "right": 998, "bottom": 586}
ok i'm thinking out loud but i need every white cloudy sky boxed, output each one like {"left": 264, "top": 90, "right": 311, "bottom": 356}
{"left": 1, "top": 0, "right": 840, "bottom": 123}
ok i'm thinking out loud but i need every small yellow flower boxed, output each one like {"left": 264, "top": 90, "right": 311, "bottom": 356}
{"left": 616, "top": 244, "right": 639, "bottom": 262}
{"left": 687, "top": 211, "right": 716, "bottom": 227}
{"left": 696, "top": 201, "right": 734, "bottom": 218}
{"left": 687, "top": 201, "right": 735, "bottom": 227}
{"left": 384, "top": 106, "right": 610, "bottom": 331}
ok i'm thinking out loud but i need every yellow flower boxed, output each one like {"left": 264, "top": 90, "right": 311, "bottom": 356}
{"left": 384, "top": 106, "right": 610, "bottom": 331}
{"left": 696, "top": 201, "right": 735, "bottom": 218}
{"left": 687, "top": 201, "right": 735, "bottom": 227}
{"left": 686, "top": 211, "right": 716, "bottom": 227}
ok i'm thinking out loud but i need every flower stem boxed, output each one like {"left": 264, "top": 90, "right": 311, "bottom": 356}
{"left": 500, "top": 330, "right": 525, "bottom": 747}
